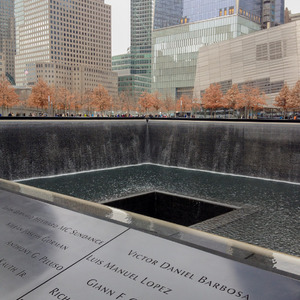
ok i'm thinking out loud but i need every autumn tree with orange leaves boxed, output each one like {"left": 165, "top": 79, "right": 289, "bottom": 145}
{"left": 117, "top": 90, "right": 135, "bottom": 115}
{"left": 138, "top": 91, "right": 154, "bottom": 114}
{"left": 201, "top": 83, "right": 223, "bottom": 117}
{"left": 223, "top": 84, "right": 243, "bottom": 110}
{"left": 56, "top": 87, "right": 72, "bottom": 115}
{"left": 289, "top": 80, "right": 300, "bottom": 112}
{"left": 235, "top": 85, "right": 266, "bottom": 118}
{"left": 91, "top": 84, "right": 111, "bottom": 115}
{"left": 69, "top": 92, "right": 83, "bottom": 115}
{"left": 82, "top": 90, "right": 93, "bottom": 115}
{"left": 176, "top": 95, "right": 192, "bottom": 114}
{"left": 163, "top": 95, "right": 175, "bottom": 116}
{"left": 27, "top": 78, "right": 52, "bottom": 111}
{"left": 151, "top": 91, "right": 162, "bottom": 113}
{"left": 274, "top": 83, "right": 291, "bottom": 118}
{"left": 0, "top": 76, "right": 19, "bottom": 115}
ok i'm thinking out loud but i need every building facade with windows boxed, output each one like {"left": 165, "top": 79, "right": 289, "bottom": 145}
{"left": 112, "top": 53, "right": 151, "bottom": 102}
{"left": 0, "top": 0, "right": 15, "bottom": 84}
{"left": 152, "top": 15, "right": 261, "bottom": 100}
{"left": 154, "top": 0, "right": 284, "bottom": 30}
{"left": 193, "top": 21, "right": 300, "bottom": 108}
{"left": 131, "top": 0, "right": 153, "bottom": 81}
{"left": 112, "top": 0, "right": 153, "bottom": 101}
{"left": 152, "top": 0, "right": 284, "bottom": 100}
{"left": 14, "top": 0, "right": 117, "bottom": 97}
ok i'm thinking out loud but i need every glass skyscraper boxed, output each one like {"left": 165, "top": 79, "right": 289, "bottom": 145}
{"left": 131, "top": 0, "right": 154, "bottom": 80}
{"left": 154, "top": 0, "right": 284, "bottom": 30}
{"left": 115, "top": 0, "right": 284, "bottom": 102}
{"left": 154, "top": 0, "right": 183, "bottom": 29}
{"left": 112, "top": 0, "right": 153, "bottom": 102}
{"left": 131, "top": 0, "right": 154, "bottom": 55}
{"left": 151, "top": 0, "right": 287, "bottom": 100}
{"left": 261, "top": 0, "right": 285, "bottom": 28}
{"left": 151, "top": 0, "right": 285, "bottom": 100}
{"left": 152, "top": 15, "right": 261, "bottom": 100}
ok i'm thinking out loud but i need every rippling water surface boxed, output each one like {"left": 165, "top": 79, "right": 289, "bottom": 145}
{"left": 20, "top": 164, "right": 300, "bottom": 256}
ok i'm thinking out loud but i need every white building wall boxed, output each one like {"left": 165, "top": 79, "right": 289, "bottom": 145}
{"left": 194, "top": 21, "right": 300, "bottom": 107}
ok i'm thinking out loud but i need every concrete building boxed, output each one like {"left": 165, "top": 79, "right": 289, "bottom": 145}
{"left": 152, "top": 0, "right": 285, "bottom": 100}
{"left": 290, "top": 13, "right": 300, "bottom": 22}
{"left": 0, "top": 0, "right": 15, "bottom": 84}
{"left": 14, "top": 0, "right": 117, "bottom": 97}
{"left": 193, "top": 21, "right": 300, "bottom": 108}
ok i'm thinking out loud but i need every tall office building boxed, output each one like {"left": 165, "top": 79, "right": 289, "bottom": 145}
{"left": 131, "top": 0, "right": 153, "bottom": 55}
{"left": 112, "top": 0, "right": 153, "bottom": 102}
{"left": 152, "top": 0, "right": 285, "bottom": 100}
{"left": 15, "top": 0, "right": 117, "bottom": 97}
{"left": 112, "top": 53, "right": 151, "bottom": 101}
{"left": 262, "top": 0, "right": 285, "bottom": 28}
{"left": 130, "top": 0, "right": 153, "bottom": 84}
{"left": 154, "top": 0, "right": 284, "bottom": 30}
{"left": 0, "top": 0, "right": 15, "bottom": 84}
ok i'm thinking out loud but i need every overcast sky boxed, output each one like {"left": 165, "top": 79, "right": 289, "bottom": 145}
{"left": 106, "top": 0, "right": 300, "bottom": 56}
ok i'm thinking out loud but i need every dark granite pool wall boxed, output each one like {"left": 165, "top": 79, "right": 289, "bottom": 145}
{"left": 1, "top": 119, "right": 299, "bottom": 182}
{"left": 148, "top": 121, "right": 300, "bottom": 182}
{"left": 0, "top": 120, "right": 147, "bottom": 180}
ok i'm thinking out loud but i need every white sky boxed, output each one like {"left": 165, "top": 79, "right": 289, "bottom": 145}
{"left": 106, "top": 0, "right": 300, "bottom": 56}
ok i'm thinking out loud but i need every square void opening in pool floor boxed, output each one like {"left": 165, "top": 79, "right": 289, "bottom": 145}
{"left": 103, "top": 191, "right": 237, "bottom": 227}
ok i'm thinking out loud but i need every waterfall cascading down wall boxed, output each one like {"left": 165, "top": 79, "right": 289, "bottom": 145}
{"left": 0, "top": 120, "right": 299, "bottom": 183}
{"left": 148, "top": 121, "right": 300, "bottom": 182}
{"left": 0, "top": 120, "right": 147, "bottom": 180}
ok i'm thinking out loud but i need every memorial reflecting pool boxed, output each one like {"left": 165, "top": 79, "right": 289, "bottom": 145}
{"left": 20, "top": 164, "right": 300, "bottom": 257}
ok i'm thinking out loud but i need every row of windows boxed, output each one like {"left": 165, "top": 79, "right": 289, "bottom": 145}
{"left": 24, "top": 1, "right": 48, "bottom": 11}
{"left": 20, "top": 36, "right": 48, "bottom": 45}
{"left": 239, "top": 8, "right": 261, "bottom": 23}
{"left": 50, "top": 21, "right": 108, "bottom": 31}
{"left": 51, "top": 40, "right": 110, "bottom": 49}
{"left": 23, "top": 22, "right": 49, "bottom": 31}
{"left": 49, "top": 5, "right": 110, "bottom": 19}
{"left": 16, "top": 55, "right": 50, "bottom": 63}
{"left": 50, "top": 0, "right": 108, "bottom": 10}
{"left": 24, "top": 7, "right": 48, "bottom": 20}
{"left": 219, "top": 7, "right": 234, "bottom": 17}
{"left": 20, "top": 45, "right": 49, "bottom": 55}
{"left": 19, "top": 41, "right": 48, "bottom": 50}
{"left": 50, "top": 50, "right": 109, "bottom": 60}
{"left": 200, "top": 78, "right": 285, "bottom": 98}
{"left": 17, "top": 51, "right": 49, "bottom": 60}
{"left": 49, "top": 10, "right": 110, "bottom": 22}
{"left": 24, "top": 15, "right": 48, "bottom": 25}
{"left": 20, "top": 28, "right": 49, "bottom": 39}
{"left": 50, "top": 31, "right": 110, "bottom": 44}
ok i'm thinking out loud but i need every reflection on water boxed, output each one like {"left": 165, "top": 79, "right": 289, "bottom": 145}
{"left": 20, "top": 164, "right": 300, "bottom": 256}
